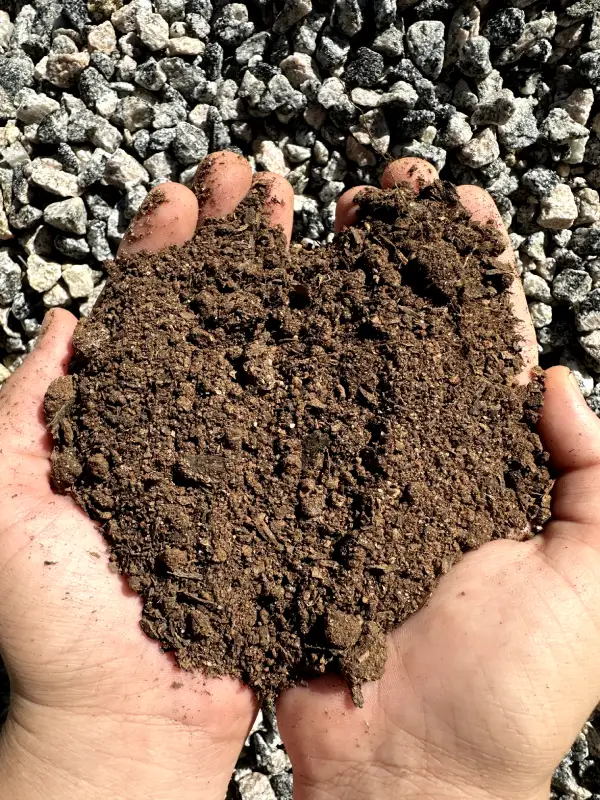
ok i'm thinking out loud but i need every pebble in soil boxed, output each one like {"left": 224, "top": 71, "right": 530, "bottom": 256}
{"left": 45, "top": 181, "right": 551, "bottom": 705}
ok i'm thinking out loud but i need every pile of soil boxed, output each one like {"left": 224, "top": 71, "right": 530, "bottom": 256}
{"left": 45, "top": 181, "right": 551, "bottom": 704}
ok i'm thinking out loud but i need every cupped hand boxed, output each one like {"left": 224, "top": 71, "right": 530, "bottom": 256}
{"left": 1, "top": 153, "right": 599, "bottom": 800}
{"left": 0, "top": 152, "right": 293, "bottom": 800}
{"left": 277, "top": 160, "right": 600, "bottom": 800}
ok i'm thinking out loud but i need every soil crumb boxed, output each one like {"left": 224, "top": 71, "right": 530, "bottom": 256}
{"left": 46, "top": 181, "right": 551, "bottom": 704}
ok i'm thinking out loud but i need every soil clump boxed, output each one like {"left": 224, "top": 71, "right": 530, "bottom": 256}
{"left": 46, "top": 181, "right": 551, "bottom": 704}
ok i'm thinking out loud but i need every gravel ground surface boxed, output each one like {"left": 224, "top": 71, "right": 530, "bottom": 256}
{"left": 0, "top": 0, "right": 600, "bottom": 797}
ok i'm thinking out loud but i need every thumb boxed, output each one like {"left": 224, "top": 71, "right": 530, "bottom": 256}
{"left": 0, "top": 308, "right": 77, "bottom": 457}
{"left": 537, "top": 365, "right": 600, "bottom": 533}
{"left": 538, "top": 365, "right": 600, "bottom": 473}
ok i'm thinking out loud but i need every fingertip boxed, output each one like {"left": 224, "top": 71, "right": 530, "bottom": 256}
{"left": 252, "top": 172, "right": 295, "bottom": 245}
{"left": 455, "top": 185, "right": 538, "bottom": 381}
{"left": 455, "top": 185, "right": 506, "bottom": 239}
{"left": 382, "top": 158, "right": 438, "bottom": 192}
{"left": 538, "top": 366, "right": 600, "bottom": 472}
{"left": 335, "top": 186, "right": 368, "bottom": 232}
{"left": 193, "top": 150, "right": 254, "bottom": 221}
{"left": 119, "top": 182, "right": 199, "bottom": 257}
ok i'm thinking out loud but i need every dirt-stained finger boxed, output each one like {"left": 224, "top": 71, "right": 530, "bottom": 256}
{"left": 334, "top": 185, "right": 369, "bottom": 232}
{"left": 193, "top": 150, "right": 254, "bottom": 222}
{"left": 251, "top": 172, "right": 295, "bottom": 246}
{"left": 118, "top": 182, "right": 199, "bottom": 257}
{"left": 335, "top": 159, "right": 439, "bottom": 232}
{"left": 455, "top": 185, "right": 538, "bottom": 382}
{"left": 382, "top": 157, "right": 439, "bottom": 193}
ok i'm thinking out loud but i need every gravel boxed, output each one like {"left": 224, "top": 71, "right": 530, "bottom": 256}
{"left": 0, "top": 0, "right": 599, "bottom": 796}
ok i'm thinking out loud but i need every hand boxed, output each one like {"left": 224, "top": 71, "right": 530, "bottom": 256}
{"left": 277, "top": 160, "right": 600, "bottom": 800}
{"left": 0, "top": 152, "right": 293, "bottom": 800}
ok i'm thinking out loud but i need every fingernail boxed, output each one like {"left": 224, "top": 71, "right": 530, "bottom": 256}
{"left": 568, "top": 370, "right": 582, "bottom": 395}
{"left": 38, "top": 309, "right": 55, "bottom": 339}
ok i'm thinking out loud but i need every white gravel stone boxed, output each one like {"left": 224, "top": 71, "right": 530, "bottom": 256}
{"left": 166, "top": 37, "right": 205, "bottom": 56}
{"left": 346, "top": 135, "right": 376, "bottom": 166}
{"left": 557, "top": 88, "right": 595, "bottom": 126}
{"left": 87, "top": 21, "right": 117, "bottom": 54}
{"left": 80, "top": 281, "right": 106, "bottom": 316}
{"left": 537, "top": 184, "right": 578, "bottom": 230}
{"left": 559, "top": 353, "right": 595, "bottom": 397}
{"left": 285, "top": 144, "right": 312, "bottom": 162}
{"left": 528, "top": 302, "right": 553, "bottom": 329}
{"left": 189, "top": 103, "right": 211, "bottom": 129}
{"left": 27, "top": 254, "right": 62, "bottom": 293}
{"left": 522, "top": 231, "right": 546, "bottom": 263}
{"left": 112, "top": 0, "right": 153, "bottom": 33}
{"left": 350, "top": 88, "right": 382, "bottom": 107}
{"left": 16, "top": 90, "right": 60, "bottom": 124}
{"left": 576, "top": 188, "right": 600, "bottom": 225}
{"left": 458, "top": 127, "right": 499, "bottom": 168}
{"left": 254, "top": 140, "right": 288, "bottom": 176}
{"left": 280, "top": 52, "right": 320, "bottom": 88}
{"left": 137, "top": 12, "right": 170, "bottom": 51}
{"left": 91, "top": 119, "right": 123, "bottom": 153}
{"left": 380, "top": 80, "right": 418, "bottom": 108}
{"left": 317, "top": 77, "right": 345, "bottom": 109}
{"left": 62, "top": 264, "right": 95, "bottom": 299}
{"left": 0, "top": 196, "right": 12, "bottom": 241}
{"left": 2, "top": 142, "right": 30, "bottom": 168}
{"left": 0, "top": 11, "right": 14, "bottom": 50}
{"left": 46, "top": 52, "right": 90, "bottom": 88}
{"left": 356, "top": 108, "right": 390, "bottom": 154}
{"left": 26, "top": 159, "right": 81, "bottom": 198}
{"left": 523, "top": 273, "right": 552, "bottom": 303}
{"left": 43, "top": 281, "right": 70, "bottom": 308}
{"left": 104, "top": 149, "right": 150, "bottom": 188}
{"left": 43, "top": 198, "right": 87, "bottom": 235}
{"left": 235, "top": 772, "right": 277, "bottom": 800}
{"left": 580, "top": 330, "right": 600, "bottom": 366}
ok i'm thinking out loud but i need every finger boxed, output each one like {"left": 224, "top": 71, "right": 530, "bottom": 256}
{"left": 250, "top": 172, "right": 294, "bottom": 246}
{"left": 535, "top": 366, "right": 600, "bottom": 553}
{"left": 193, "top": 150, "right": 253, "bottom": 222}
{"left": 455, "top": 185, "right": 538, "bottom": 383}
{"left": 381, "top": 157, "right": 438, "bottom": 192}
{"left": 0, "top": 309, "right": 77, "bottom": 458}
{"left": 538, "top": 366, "right": 600, "bottom": 476}
{"left": 334, "top": 159, "right": 439, "bottom": 232}
{"left": 118, "top": 181, "right": 199, "bottom": 257}
{"left": 334, "top": 185, "right": 369, "bottom": 232}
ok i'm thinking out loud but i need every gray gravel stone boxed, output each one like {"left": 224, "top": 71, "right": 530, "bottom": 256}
{"left": 372, "top": 25, "right": 404, "bottom": 57}
{"left": 406, "top": 21, "right": 445, "bottom": 79}
{"left": 576, "top": 288, "right": 600, "bottom": 331}
{"left": 172, "top": 122, "right": 208, "bottom": 164}
{"left": 0, "top": 251, "right": 21, "bottom": 305}
{"left": 553, "top": 268, "right": 593, "bottom": 304}
{"left": 497, "top": 98, "right": 539, "bottom": 151}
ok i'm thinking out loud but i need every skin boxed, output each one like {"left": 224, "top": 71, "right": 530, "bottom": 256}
{"left": 0, "top": 153, "right": 598, "bottom": 800}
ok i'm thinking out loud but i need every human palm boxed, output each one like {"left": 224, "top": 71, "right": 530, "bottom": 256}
{"left": 0, "top": 153, "right": 599, "bottom": 800}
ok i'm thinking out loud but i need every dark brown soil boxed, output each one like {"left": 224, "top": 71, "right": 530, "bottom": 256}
{"left": 46, "top": 181, "right": 551, "bottom": 704}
